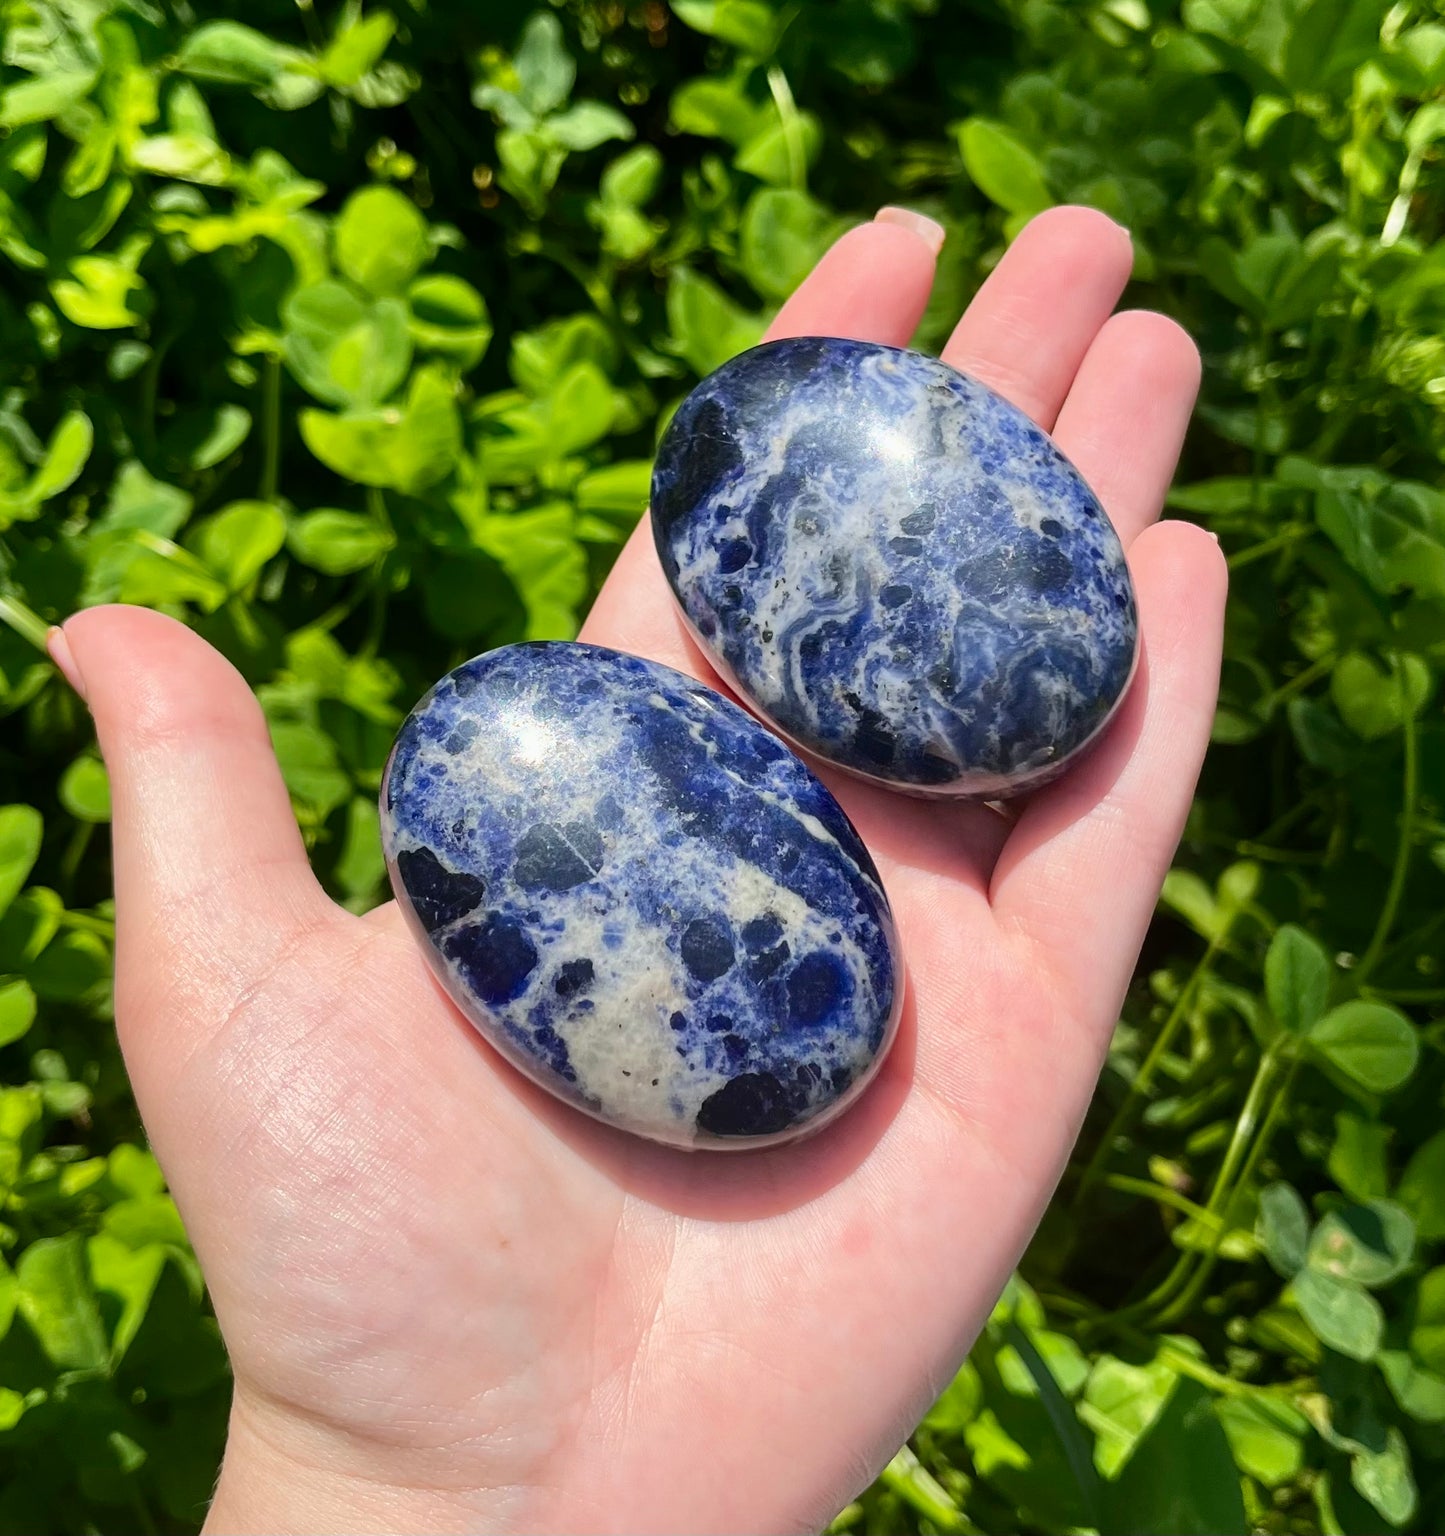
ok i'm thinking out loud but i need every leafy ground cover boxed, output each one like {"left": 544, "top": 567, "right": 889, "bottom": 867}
{"left": 0, "top": 0, "right": 1442, "bottom": 1530}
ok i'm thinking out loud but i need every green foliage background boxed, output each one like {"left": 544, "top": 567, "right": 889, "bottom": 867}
{"left": 0, "top": 0, "right": 1442, "bottom": 1530}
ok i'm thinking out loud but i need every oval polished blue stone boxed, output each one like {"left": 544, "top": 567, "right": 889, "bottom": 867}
{"left": 651, "top": 337, "right": 1139, "bottom": 798}
{"left": 380, "top": 642, "right": 901, "bottom": 1149}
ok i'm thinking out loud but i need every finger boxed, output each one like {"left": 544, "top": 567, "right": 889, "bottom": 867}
{"left": 583, "top": 210, "right": 944, "bottom": 663}
{"left": 1052, "top": 310, "right": 1202, "bottom": 549}
{"left": 941, "top": 205, "right": 1133, "bottom": 429}
{"left": 988, "top": 521, "right": 1227, "bottom": 1015}
{"left": 765, "top": 208, "right": 943, "bottom": 344}
{"left": 57, "top": 605, "right": 333, "bottom": 1058}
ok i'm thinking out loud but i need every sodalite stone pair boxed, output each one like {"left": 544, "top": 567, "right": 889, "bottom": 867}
{"left": 383, "top": 338, "right": 1138, "bottom": 1148}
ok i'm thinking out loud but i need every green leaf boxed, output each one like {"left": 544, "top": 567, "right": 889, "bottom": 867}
{"left": 1216, "top": 1394, "right": 1307, "bottom": 1487}
{"left": 956, "top": 118, "right": 1052, "bottom": 217}
{"left": 671, "top": 0, "right": 780, "bottom": 54}
{"left": 86, "top": 1232, "right": 165, "bottom": 1363}
{"left": 0, "top": 806, "right": 43, "bottom": 921}
{"left": 740, "top": 188, "right": 833, "bottom": 301}
{"left": 923, "top": 1360, "right": 983, "bottom": 1434}
{"left": 1311, "top": 471, "right": 1445, "bottom": 600}
{"left": 26, "top": 410, "right": 93, "bottom": 509}
{"left": 1330, "top": 652, "right": 1432, "bottom": 739}
{"left": 546, "top": 102, "right": 634, "bottom": 152}
{"left": 335, "top": 186, "right": 431, "bottom": 297}
{"left": 1265, "top": 924, "right": 1330, "bottom": 1033}
{"left": 95, "top": 460, "right": 192, "bottom": 537}
{"left": 1307, "top": 1201, "right": 1415, "bottom": 1288}
{"left": 1159, "top": 869, "right": 1222, "bottom": 939}
{"left": 1198, "top": 233, "right": 1340, "bottom": 328}
{"left": 1292, "top": 1270, "right": 1384, "bottom": 1360}
{"left": 1258, "top": 1181, "right": 1311, "bottom": 1278}
{"left": 1289, "top": 697, "right": 1358, "bottom": 775}
{"left": 600, "top": 144, "right": 662, "bottom": 206}
{"left": 129, "top": 134, "right": 231, "bottom": 186}
{"left": 1166, "top": 478, "right": 1263, "bottom": 515}
{"left": 576, "top": 460, "right": 651, "bottom": 521}
{"left": 1282, "top": 0, "right": 1383, "bottom": 90}
{"left": 283, "top": 282, "right": 413, "bottom": 409}
{"left": 1079, "top": 1350, "right": 1180, "bottom": 1477}
{"left": 59, "top": 757, "right": 111, "bottom": 824}
{"left": 300, "top": 365, "right": 462, "bottom": 495}
{"left": 52, "top": 254, "right": 146, "bottom": 330}
{"left": 334, "top": 796, "right": 386, "bottom": 904}
{"left": 194, "top": 501, "right": 287, "bottom": 591}
{"left": 163, "top": 403, "right": 252, "bottom": 471}
{"left": 288, "top": 509, "right": 395, "bottom": 576}
{"left": 472, "top": 503, "right": 588, "bottom": 639}
{"left": 511, "top": 313, "right": 619, "bottom": 396}
{"left": 16, "top": 1235, "right": 107, "bottom": 1371}
{"left": 1329, "top": 1113, "right": 1389, "bottom": 1202}
{"left": 0, "top": 978, "right": 36, "bottom": 1049}
{"left": 543, "top": 362, "right": 616, "bottom": 457}
{"left": 1350, "top": 1425, "right": 1417, "bottom": 1528}
{"left": 269, "top": 721, "right": 350, "bottom": 818}
{"left": 1308, "top": 1002, "right": 1420, "bottom": 1094}
{"left": 407, "top": 275, "right": 493, "bottom": 369}
{"left": 666, "top": 268, "right": 766, "bottom": 376}
{"left": 30, "top": 930, "right": 109, "bottom": 1000}
{"left": 0, "top": 71, "right": 99, "bottom": 130}
{"left": 1412, "top": 1268, "right": 1445, "bottom": 1372}
{"left": 669, "top": 75, "right": 767, "bottom": 145}
{"left": 1378, "top": 1349, "right": 1445, "bottom": 1423}
{"left": 513, "top": 12, "right": 575, "bottom": 115}
{"left": 176, "top": 22, "right": 297, "bottom": 88}
{"left": 320, "top": 11, "right": 397, "bottom": 88}
{"left": 1103, "top": 1378, "right": 1247, "bottom": 1535}
{"left": 1396, "top": 1130, "right": 1445, "bottom": 1241}
{"left": 734, "top": 109, "right": 822, "bottom": 186}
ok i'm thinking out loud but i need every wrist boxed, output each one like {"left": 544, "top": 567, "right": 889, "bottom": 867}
{"left": 204, "top": 1389, "right": 515, "bottom": 1536}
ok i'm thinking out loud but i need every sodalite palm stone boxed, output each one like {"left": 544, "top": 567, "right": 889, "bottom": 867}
{"left": 651, "top": 337, "right": 1139, "bottom": 798}
{"left": 381, "top": 642, "right": 901, "bottom": 1149}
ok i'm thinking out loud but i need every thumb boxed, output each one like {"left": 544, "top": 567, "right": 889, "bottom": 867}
{"left": 52, "top": 605, "right": 333, "bottom": 1103}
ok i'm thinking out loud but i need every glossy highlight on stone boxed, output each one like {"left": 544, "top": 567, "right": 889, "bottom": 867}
{"left": 381, "top": 642, "right": 901, "bottom": 1149}
{"left": 651, "top": 337, "right": 1139, "bottom": 798}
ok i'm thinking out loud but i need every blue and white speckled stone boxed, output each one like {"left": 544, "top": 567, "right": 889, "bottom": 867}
{"left": 381, "top": 642, "right": 901, "bottom": 1149}
{"left": 651, "top": 337, "right": 1139, "bottom": 798}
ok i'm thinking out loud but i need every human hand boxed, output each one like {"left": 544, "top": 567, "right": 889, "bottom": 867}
{"left": 50, "top": 204, "right": 1223, "bottom": 1535}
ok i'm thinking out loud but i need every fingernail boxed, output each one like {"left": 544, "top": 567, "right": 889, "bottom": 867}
{"left": 874, "top": 206, "right": 946, "bottom": 255}
{"left": 47, "top": 625, "right": 88, "bottom": 703}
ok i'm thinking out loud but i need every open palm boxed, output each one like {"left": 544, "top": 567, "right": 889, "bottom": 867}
{"left": 56, "top": 206, "right": 1224, "bottom": 1535}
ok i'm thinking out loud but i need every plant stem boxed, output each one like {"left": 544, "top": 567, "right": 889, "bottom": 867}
{"left": 1116, "top": 1038, "right": 1288, "bottom": 1327}
{"left": 295, "top": 0, "right": 326, "bottom": 51}
{"left": 1144, "top": 1042, "right": 1292, "bottom": 1329}
{"left": 1250, "top": 323, "right": 1272, "bottom": 513}
{"left": 260, "top": 355, "right": 283, "bottom": 505}
{"left": 1073, "top": 934, "right": 1223, "bottom": 1207}
{"left": 1354, "top": 657, "right": 1418, "bottom": 985}
{"left": 367, "top": 484, "right": 394, "bottom": 535}
{"left": 767, "top": 64, "right": 807, "bottom": 191}
{"left": 879, "top": 1445, "right": 979, "bottom": 1535}
{"left": 1153, "top": 1054, "right": 1300, "bottom": 1329}
{"left": 1100, "top": 1173, "right": 1223, "bottom": 1229}
{"left": 1257, "top": 654, "right": 1334, "bottom": 717}
{"left": 1226, "top": 524, "right": 1311, "bottom": 571}
{"left": 0, "top": 593, "right": 53, "bottom": 651}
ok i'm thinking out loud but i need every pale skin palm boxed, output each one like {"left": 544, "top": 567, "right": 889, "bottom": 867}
{"left": 51, "top": 206, "right": 1226, "bottom": 1535}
